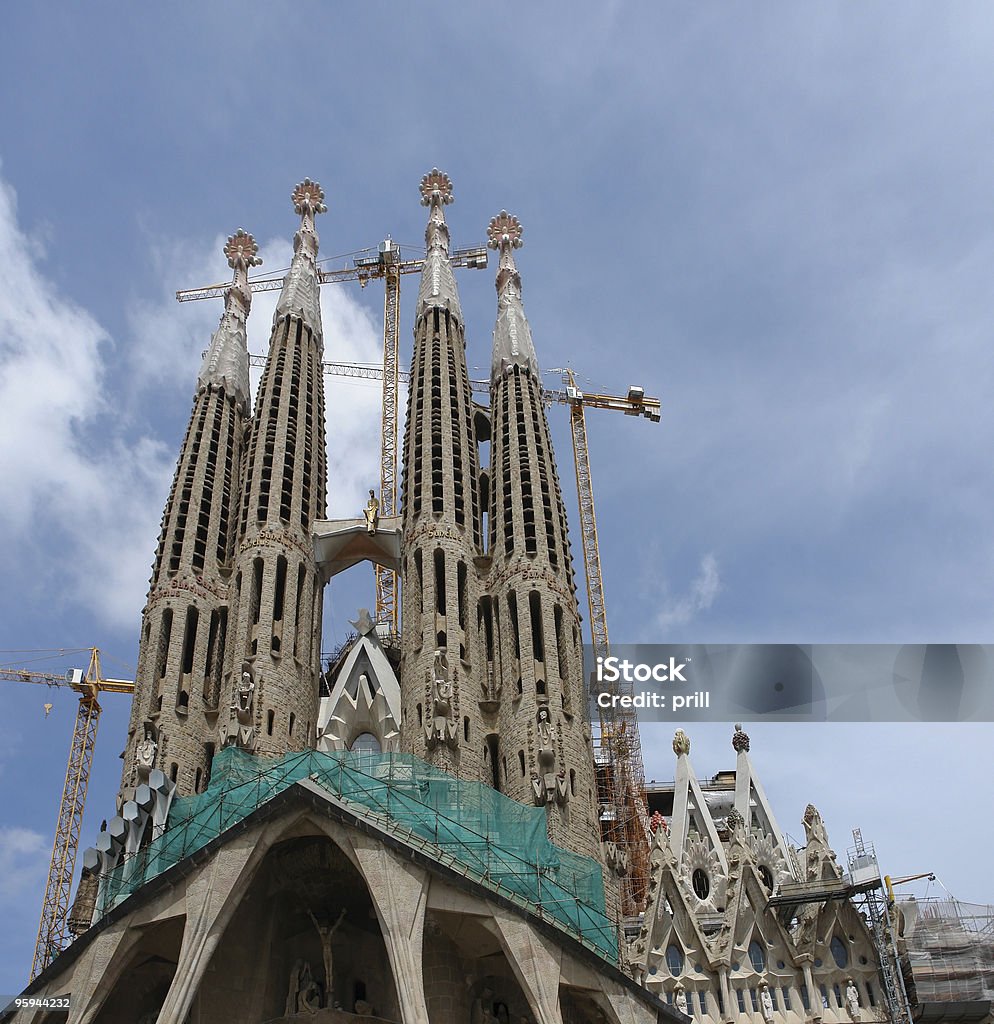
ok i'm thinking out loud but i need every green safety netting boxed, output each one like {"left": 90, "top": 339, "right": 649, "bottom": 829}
{"left": 99, "top": 747, "right": 617, "bottom": 962}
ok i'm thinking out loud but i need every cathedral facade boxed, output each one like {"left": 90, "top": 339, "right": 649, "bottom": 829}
{"left": 9, "top": 174, "right": 662, "bottom": 1024}
{"left": 9, "top": 173, "right": 893, "bottom": 1024}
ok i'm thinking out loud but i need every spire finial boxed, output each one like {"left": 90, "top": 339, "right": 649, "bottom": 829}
{"left": 420, "top": 168, "right": 453, "bottom": 208}
{"left": 487, "top": 211, "right": 523, "bottom": 253}
{"left": 488, "top": 211, "right": 524, "bottom": 303}
{"left": 198, "top": 229, "right": 258, "bottom": 410}
{"left": 223, "top": 229, "right": 262, "bottom": 292}
{"left": 292, "top": 178, "right": 327, "bottom": 220}
{"left": 487, "top": 211, "right": 538, "bottom": 380}
{"left": 420, "top": 169, "right": 453, "bottom": 257}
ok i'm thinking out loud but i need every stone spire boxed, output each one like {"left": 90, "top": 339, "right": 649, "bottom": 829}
{"left": 416, "top": 168, "right": 461, "bottom": 322}
{"left": 275, "top": 178, "right": 326, "bottom": 329}
{"left": 223, "top": 178, "right": 330, "bottom": 762}
{"left": 197, "top": 229, "right": 260, "bottom": 413}
{"left": 488, "top": 211, "right": 539, "bottom": 381}
{"left": 399, "top": 169, "right": 483, "bottom": 782}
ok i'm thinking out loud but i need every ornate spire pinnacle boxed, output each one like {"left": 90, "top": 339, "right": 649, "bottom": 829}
{"left": 198, "top": 229, "right": 260, "bottom": 411}
{"left": 276, "top": 178, "right": 326, "bottom": 329}
{"left": 416, "top": 168, "right": 461, "bottom": 321}
{"left": 488, "top": 211, "right": 538, "bottom": 381}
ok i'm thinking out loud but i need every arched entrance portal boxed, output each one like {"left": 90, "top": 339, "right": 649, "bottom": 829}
{"left": 190, "top": 834, "right": 401, "bottom": 1022}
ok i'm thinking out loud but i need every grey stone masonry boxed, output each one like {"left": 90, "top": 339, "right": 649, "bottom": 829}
{"left": 399, "top": 171, "right": 486, "bottom": 783}
{"left": 224, "top": 182, "right": 328, "bottom": 761}
{"left": 119, "top": 232, "right": 258, "bottom": 803}
{"left": 484, "top": 213, "right": 603, "bottom": 868}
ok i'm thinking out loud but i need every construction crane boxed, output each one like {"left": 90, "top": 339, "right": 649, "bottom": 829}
{"left": 549, "top": 368, "right": 659, "bottom": 917}
{"left": 177, "top": 240, "right": 488, "bottom": 633}
{"left": 0, "top": 648, "right": 134, "bottom": 979}
{"left": 885, "top": 871, "right": 936, "bottom": 906}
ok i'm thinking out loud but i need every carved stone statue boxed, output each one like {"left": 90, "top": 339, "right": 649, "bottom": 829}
{"left": 286, "top": 959, "right": 322, "bottom": 1016}
{"left": 845, "top": 979, "right": 861, "bottom": 1021}
{"left": 760, "top": 983, "right": 775, "bottom": 1023}
{"left": 425, "top": 648, "right": 458, "bottom": 749}
{"left": 675, "top": 985, "right": 689, "bottom": 1017}
{"left": 307, "top": 907, "right": 347, "bottom": 1008}
{"left": 363, "top": 489, "right": 379, "bottom": 534}
{"left": 671, "top": 983, "right": 687, "bottom": 1015}
{"left": 220, "top": 661, "right": 257, "bottom": 751}
{"left": 531, "top": 705, "right": 566, "bottom": 806}
{"left": 803, "top": 803, "right": 829, "bottom": 846}
{"left": 135, "top": 723, "right": 157, "bottom": 779}
{"left": 471, "top": 988, "right": 500, "bottom": 1024}
{"left": 673, "top": 729, "right": 691, "bottom": 756}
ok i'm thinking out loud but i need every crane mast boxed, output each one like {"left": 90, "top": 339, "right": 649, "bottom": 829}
{"left": 0, "top": 648, "right": 133, "bottom": 978}
{"left": 555, "top": 368, "right": 658, "bottom": 916}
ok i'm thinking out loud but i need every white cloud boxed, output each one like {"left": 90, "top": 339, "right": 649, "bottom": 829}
{"left": 0, "top": 175, "right": 385, "bottom": 632}
{"left": 0, "top": 175, "right": 175, "bottom": 629}
{"left": 0, "top": 827, "right": 47, "bottom": 902}
{"left": 655, "top": 553, "right": 722, "bottom": 630}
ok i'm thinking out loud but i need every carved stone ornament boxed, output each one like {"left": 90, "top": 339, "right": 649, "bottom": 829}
{"left": 291, "top": 178, "right": 327, "bottom": 217}
{"left": 672, "top": 729, "right": 691, "bottom": 756}
{"left": 845, "top": 978, "right": 861, "bottom": 1022}
{"left": 731, "top": 722, "right": 750, "bottom": 753}
{"left": 425, "top": 648, "right": 458, "bottom": 750}
{"left": 363, "top": 489, "right": 379, "bottom": 534}
{"left": 135, "top": 722, "right": 157, "bottom": 779}
{"left": 760, "top": 983, "right": 775, "bottom": 1024}
{"left": 223, "top": 229, "right": 262, "bottom": 272}
{"left": 531, "top": 704, "right": 566, "bottom": 806}
{"left": 420, "top": 168, "right": 454, "bottom": 206}
{"left": 219, "top": 660, "right": 257, "bottom": 751}
{"left": 487, "top": 210, "right": 523, "bottom": 251}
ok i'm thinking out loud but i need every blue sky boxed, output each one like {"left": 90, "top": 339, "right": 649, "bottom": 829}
{"left": 1, "top": 2, "right": 993, "bottom": 992}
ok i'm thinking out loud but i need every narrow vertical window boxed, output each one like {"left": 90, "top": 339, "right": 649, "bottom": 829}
{"left": 434, "top": 549, "right": 446, "bottom": 615}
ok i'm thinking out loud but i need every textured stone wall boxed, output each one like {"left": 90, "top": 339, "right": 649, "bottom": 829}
{"left": 487, "top": 365, "right": 602, "bottom": 865}
{"left": 399, "top": 303, "right": 486, "bottom": 783}
{"left": 223, "top": 310, "right": 327, "bottom": 759}
{"left": 120, "top": 381, "right": 246, "bottom": 801}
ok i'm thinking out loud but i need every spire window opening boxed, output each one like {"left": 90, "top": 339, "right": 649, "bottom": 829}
{"left": 414, "top": 549, "right": 424, "bottom": 614}
{"left": 292, "top": 564, "right": 306, "bottom": 658}
{"left": 180, "top": 606, "right": 199, "bottom": 676}
{"left": 434, "top": 549, "right": 446, "bottom": 615}
{"left": 507, "top": 591, "right": 520, "bottom": 660}
{"left": 156, "top": 609, "right": 173, "bottom": 680}
{"left": 436, "top": 631, "right": 446, "bottom": 648}
{"left": 528, "top": 591, "right": 544, "bottom": 662}
{"left": 518, "top": 750, "right": 526, "bottom": 777}
{"left": 480, "top": 597, "right": 494, "bottom": 661}
{"left": 554, "top": 605, "right": 567, "bottom": 680}
{"left": 250, "top": 558, "right": 264, "bottom": 626}
{"left": 457, "top": 561, "right": 467, "bottom": 628}
{"left": 267, "top": 709, "right": 275, "bottom": 736}
{"left": 289, "top": 712, "right": 295, "bottom": 737}
{"left": 273, "top": 556, "right": 287, "bottom": 622}
{"left": 170, "top": 763, "right": 178, "bottom": 783}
